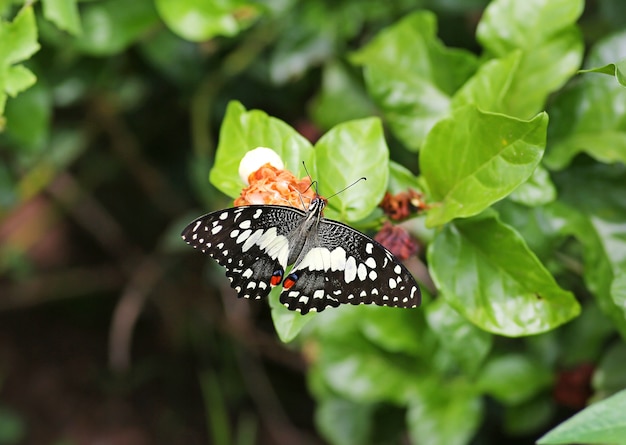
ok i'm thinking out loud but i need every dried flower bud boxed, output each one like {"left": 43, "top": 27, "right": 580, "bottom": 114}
{"left": 379, "top": 189, "right": 427, "bottom": 221}
{"left": 374, "top": 221, "right": 419, "bottom": 260}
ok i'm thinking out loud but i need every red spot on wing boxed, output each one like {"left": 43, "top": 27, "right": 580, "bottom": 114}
{"left": 283, "top": 276, "right": 297, "bottom": 289}
{"left": 270, "top": 273, "right": 283, "bottom": 286}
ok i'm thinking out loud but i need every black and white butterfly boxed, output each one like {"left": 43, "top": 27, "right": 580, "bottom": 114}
{"left": 181, "top": 195, "right": 421, "bottom": 314}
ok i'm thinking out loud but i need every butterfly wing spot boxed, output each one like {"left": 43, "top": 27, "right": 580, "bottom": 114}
{"left": 365, "top": 243, "right": 373, "bottom": 254}
{"left": 253, "top": 208, "right": 263, "bottom": 219}
{"left": 211, "top": 225, "right": 222, "bottom": 235}
{"left": 357, "top": 263, "right": 367, "bottom": 281}
{"left": 369, "top": 270, "right": 377, "bottom": 280}
{"left": 389, "top": 278, "right": 397, "bottom": 289}
{"left": 344, "top": 256, "right": 357, "bottom": 283}
{"left": 236, "top": 229, "right": 252, "bottom": 244}
{"left": 239, "top": 219, "right": 252, "bottom": 229}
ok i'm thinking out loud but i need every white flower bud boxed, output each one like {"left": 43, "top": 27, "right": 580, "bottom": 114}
{"left": 238, "top": 147, "right": 284, "bottom": 184}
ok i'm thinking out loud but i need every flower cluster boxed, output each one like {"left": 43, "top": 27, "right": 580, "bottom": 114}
{"left": 234, "top": 163, "right": 315, "bottom": 208}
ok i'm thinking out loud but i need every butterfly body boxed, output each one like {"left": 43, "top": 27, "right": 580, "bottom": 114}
{"left": 182, "top": 196, "right": 421, "bottom": 314}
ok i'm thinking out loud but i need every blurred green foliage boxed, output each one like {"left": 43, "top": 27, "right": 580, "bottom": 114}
{"left": 2, "top": 0, "right": 626, "bottom": 444}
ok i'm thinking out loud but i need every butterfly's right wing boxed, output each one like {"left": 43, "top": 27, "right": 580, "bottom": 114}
{"left": 181, "top": 205, "right": 305, "bottom": 300}
{"left": 279, "top": 218, "right": 421, "bottom": 314}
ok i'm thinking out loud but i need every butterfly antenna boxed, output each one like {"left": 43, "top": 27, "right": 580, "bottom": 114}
{"left": 326, "top": 177, "right": 367, "bottom": 200}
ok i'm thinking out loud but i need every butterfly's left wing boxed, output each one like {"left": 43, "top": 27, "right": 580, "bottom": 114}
{"left": 279, "top": 219, "right": 421, "bottom": 314}
{"left": 182, "top": 205, "right": 305, "bottom": 300}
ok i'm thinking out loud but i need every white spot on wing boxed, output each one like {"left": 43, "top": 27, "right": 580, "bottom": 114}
{"left": 357, "top": 263, "right": 367, "bottom": 281}
{"left": 344, "top": 256, "right": 357, "bottom": 283}
{"left": 389, "top": 278, "right": 397, "bottom": 289}
{"left": 236, "top": 229, "right": 252, "bottom": 244}
{"left": 329, "top": 247, "right": 347, "bottom": 271}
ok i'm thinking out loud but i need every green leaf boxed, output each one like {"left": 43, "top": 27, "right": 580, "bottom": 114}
{"left": 268, "top": 287, "right": 315, "bottom": 343}
{"left": 428, "top": 211, "right": 580, "bottom": 336}
{"left": 420, "top": 106, "right": 548, "bottom": 227}
{"left": 504, "top": 396, "right": 555, "bottom": 436}
{"left": 452, "top": 50, "right": 523, "bottom": 115}
{"left": 407, "top": 379, "right": 482, "bottom": 445}
{"left": 3, "top": 64, "right": 36, "bottom": 97}
{"left": 508, "top": 164, "right": 556, "bottom": 206}
{"left": 476, "top": 354, "right": 553, "bottom": 405}
{"left": 476, "top": 0, "right": 584, "bottom": 117}
{"left": 210, "top": 101, "right": 314, "bottom": 199}
{"left": 76, "top": 0, "right": 159, "bottom": 55}
{"left": 309, "top": 60, "right": 377, "bottom": 131}
{"left": 0, "top": 5, "right": 39, "bottom": 65}
{"left": 537, "top": 388, "right": 626, "bottom": 444}
{"left": 553, "top": 164, "right": 626, "bottom": 340}
{"left": 42, "top": 0, "right": 82, "bottom": 35}
{"left": 545, "top": 30, "right": 626, "bottom": 170}
{"left": 579, "top": 59, "right": 626, "bottom": 87}
{"left": 4, "top": 83, "right": 51, "bottom": 152}
{"left": 425, "top": 298, "right": 492, "bottom": 375}
{"left": 314, "top": 118, "right": 388, "bottom": 222}
{"left": 351, "top": 11, "right": 478, "bottom": 150}
{"left": 388, "top": 160, "right": 421, "bottom": 194}
{"left": 316, "top": 334, "right": 419, "bottom": 404}
{"left": 155, "top": 0, "right": 260, "bottom": 42}
{"left": 358, "top": 305, "right": 424, "bottom": 356}
{"left": 315, "top": 397, "right": 373, "bottom": 445}
{"left": 0, "top": 5, "right": 40, "bottom": 115}
{"left": 593, "top": 343, "right": 626, "bottom": 395}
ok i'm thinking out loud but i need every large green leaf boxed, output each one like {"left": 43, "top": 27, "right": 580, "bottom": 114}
{"left": 210, "top": 101, "right": 314, "bottom": 199}
{"left": 351, "top": 11, "right": 477, "bottom": 151}
{"left": 155, "top": 0, "right": 260, "bottom": 42}
{"left": 407, "top": 379, "right": 482, "bottom": 445}
{"left": 476, "top": 0, "right": 583, "bottom": 117}
{"left": 545, "top": 30, "right": 626, "bottom": 170}
{"left": 538, "top": 388, "right": 626, "bottom": 444}
{"left": 428, "top": 211, "right": 580, "bottom": 336}
{"left": 420, "top": 106, "right": 548, "bottom": 227}
{"left": 314, "top": 118, "right": 388, "bottom": 222}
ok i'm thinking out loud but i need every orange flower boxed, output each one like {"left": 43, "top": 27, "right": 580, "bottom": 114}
{"left": 234, "top": 163, "right": 316, "bottom": 208}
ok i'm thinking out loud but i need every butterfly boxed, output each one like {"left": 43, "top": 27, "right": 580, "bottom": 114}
{"left": 181, "top": 194, "right": 421, "bottom": 314}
